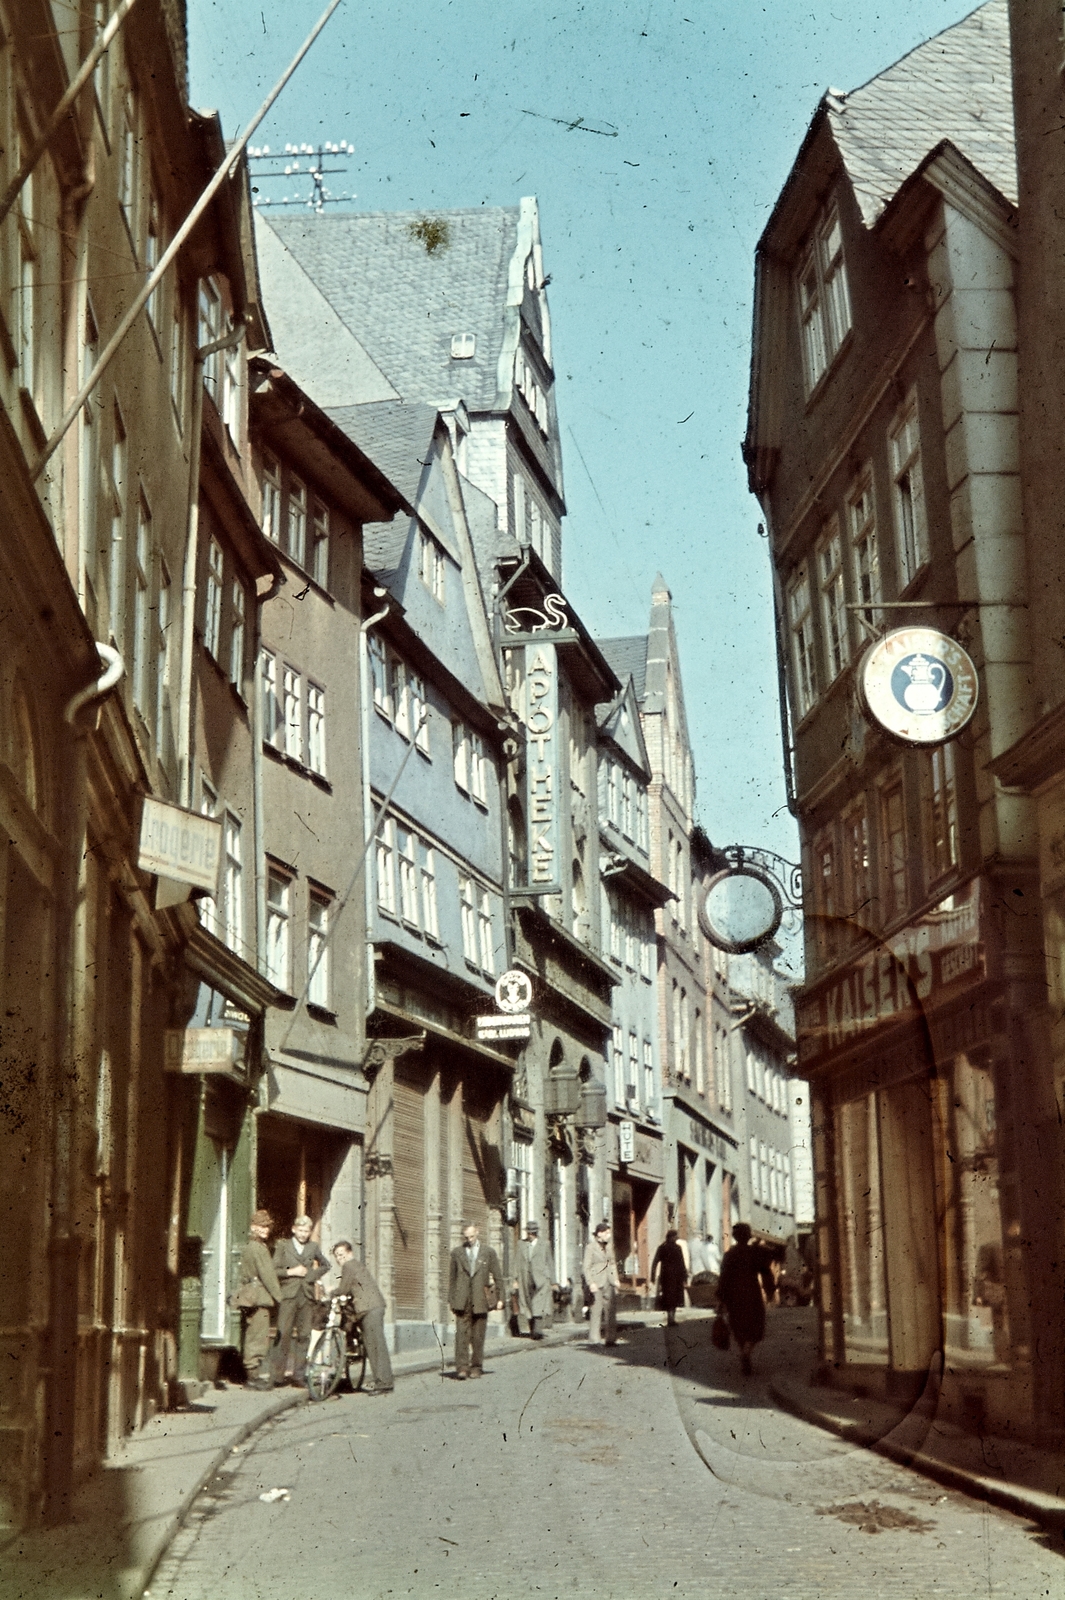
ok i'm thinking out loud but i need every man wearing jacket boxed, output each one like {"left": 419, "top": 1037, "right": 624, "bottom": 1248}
{"left": 582, "top": 1221, "right": 621, "bottom": 1346}
{"left": 234, "top": 1210, "right": 284, "bottom": 1389}
{"left": 332, "top": 1241, "right": 394, "bottom": 1395}
{"left": 514, "top": 1220, "right": 557, "bottom": 1340}
{"left": 273, "top": 1215, "right": 331, "bottom": 1384}
{"left": 448, "top": 1221, "right": 504, "bottom": 1378}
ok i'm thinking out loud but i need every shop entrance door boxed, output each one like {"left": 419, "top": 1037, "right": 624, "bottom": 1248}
{"left": 877, "top": 1077, "right": 942, "bottom": 1375}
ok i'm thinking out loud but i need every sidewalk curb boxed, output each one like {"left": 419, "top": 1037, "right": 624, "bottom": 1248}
{"left": 768, "top": 1379, "right": 1065, "bottom": 1535}
{"left": 141, "top": 1386, "right": 302, "bottom": 1597}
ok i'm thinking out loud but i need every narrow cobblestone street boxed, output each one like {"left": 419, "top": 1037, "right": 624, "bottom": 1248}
{"left": 147, "top": 1313, "right": 1062, "bottom": 1600}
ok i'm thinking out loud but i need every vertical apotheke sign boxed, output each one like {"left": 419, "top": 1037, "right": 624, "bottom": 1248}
{"left": 523, "top": 643, "right": 561, "bottom": 893}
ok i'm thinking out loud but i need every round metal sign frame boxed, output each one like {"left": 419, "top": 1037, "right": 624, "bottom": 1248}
{"left": 495, "top": 969, "right": 533, "bottom": 1014}
{"left": 858, "top": 626, "right": 978, "bottom": 747}
{"left": 699, "top": 864, "right": 784, "bottom": 955}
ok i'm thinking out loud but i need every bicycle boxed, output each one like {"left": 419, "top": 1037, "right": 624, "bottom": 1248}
{"left": 304, "top": 1295, "right": 367, "bottom": 1400}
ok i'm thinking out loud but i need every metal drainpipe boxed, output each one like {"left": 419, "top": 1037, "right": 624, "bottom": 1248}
{"left": 45, "top": 643, "right": 124, "bottom": 1524}
{"left": 359, "top": 596, "right": 390, "bottom": 1020}
{"left": 177, "top": 323, "right": 246, "bottom": 811}
{"left": 760, "top": 512, "right": 799, "bottom": 817}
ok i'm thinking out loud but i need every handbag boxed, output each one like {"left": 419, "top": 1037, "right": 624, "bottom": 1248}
{"left": 229, "top": 1279, "right": 273, "bottom": 1309}
{"left": 711, "top": 1313, "right": 730, "bottom": 1351}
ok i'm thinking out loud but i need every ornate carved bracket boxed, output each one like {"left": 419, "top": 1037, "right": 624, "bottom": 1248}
{"left": 362, "top": 1032, "right": 426, "bottom": 1073}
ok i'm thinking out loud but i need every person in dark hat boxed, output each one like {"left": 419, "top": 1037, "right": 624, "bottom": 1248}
{"left": 651, "top": 1228, "right": 688, "bottom": 1327}
{"left": 582, "top": 1221, "right": 621, "bottom": 1346}
{"left": 514, "top": 1220, "right": 557, "bottom": 1340}
{"left": 231, "top": 1209, "right": 283, "bottom": 1389}
{"left": 717, "top": 1223, "right": 775, "bottom": 1375}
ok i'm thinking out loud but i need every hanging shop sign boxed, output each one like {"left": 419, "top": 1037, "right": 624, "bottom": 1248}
{"left": 858, "top": 627, "right": 978, "bottom": 746}
{"left": 475, "top": 969, "right": 533, "bottom": 1042}
{"left": 138, "top": 795, "right": 222, "bottom": 893}
{"left": 520, "top": 642, "right": 562, "bottom": 894}
{"left": 618, "top": 1119, "right": 636, "bottom": 1163}
{"left": 164, "top": 1026, "right": 247, "bottom": 1082}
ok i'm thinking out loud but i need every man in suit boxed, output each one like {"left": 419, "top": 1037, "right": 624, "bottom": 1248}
{"left": 582, "top": 1220, "right": 621, "bottom": 1346}
{"left": 513, "top": 1220, "right": 557, "bottom": 1340}
{"left": 448, "top": 1221, "right": 504, "bottom": 1378}
{"left": 332, "top": 1240, "right": 393, "bottom": 1395}
{"left": 272, "top": 1215, "right": 330, "bottom": 1384}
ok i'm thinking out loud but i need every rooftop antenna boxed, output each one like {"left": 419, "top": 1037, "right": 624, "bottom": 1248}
{"left": 248, "top": 139, "right": 357, "bottom": 212}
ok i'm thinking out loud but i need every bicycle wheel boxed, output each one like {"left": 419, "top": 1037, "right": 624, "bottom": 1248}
{"left": 346, "top": 1327, "right": 367, "bottom": 1393}
{"left": 305, "top": 1327, "right": 345, "bottom": 1401}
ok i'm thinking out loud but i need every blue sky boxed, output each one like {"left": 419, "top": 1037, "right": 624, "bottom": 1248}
{"left": 187, "top": 0, "right": 980, "bottom": 873}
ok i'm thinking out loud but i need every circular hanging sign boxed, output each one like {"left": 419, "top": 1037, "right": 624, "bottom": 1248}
{"left": 495, "top": 969, "right": 532, "bottom": 1014}
{"left": 699, "top": 866, "right": 783, "bottom": 955}
{"left": 858, "top": 626, "right": 978, "bottom": 746}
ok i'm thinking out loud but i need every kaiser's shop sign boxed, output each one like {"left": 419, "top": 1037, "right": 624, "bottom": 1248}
{"left": 859, "top": 626, "right": 978, "bottom": 746}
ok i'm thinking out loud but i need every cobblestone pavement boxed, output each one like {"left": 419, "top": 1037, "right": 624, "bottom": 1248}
{"left": 148, "top": 1315, "right": 1063, "bottom": 1600}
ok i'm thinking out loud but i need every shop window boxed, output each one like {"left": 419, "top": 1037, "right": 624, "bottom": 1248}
{"left": 836, "top": 1094, "right": 889, "bottom": 1364}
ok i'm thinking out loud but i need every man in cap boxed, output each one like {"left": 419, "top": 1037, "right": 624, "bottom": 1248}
{"left": 582, "top": 1221, "right": 621, "bottom": 1347}
{"left": 272, "top": 1214, "right": 330, "bottom": 1384}
{"left": 232, "top": 1210, "right": 283, "bottom": 1389}
{"left": 513, "top": 1220, "right": 558, "bottom": 1340}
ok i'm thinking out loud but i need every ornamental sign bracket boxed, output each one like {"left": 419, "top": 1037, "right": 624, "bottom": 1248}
{"left": 699, "top": 845, "right": 802, "bottom": 955}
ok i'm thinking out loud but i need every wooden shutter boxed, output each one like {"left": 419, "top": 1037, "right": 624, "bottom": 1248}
{"left": 393, "top": 1066, "right": 426, "bottom": 1318}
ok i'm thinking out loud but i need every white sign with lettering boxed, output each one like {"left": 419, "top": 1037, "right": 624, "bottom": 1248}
{"left": 139, "top": 797, "right": 222, "bottom": 893}
{"left": 522, "top": 643, "right": 561, "bottom": 894}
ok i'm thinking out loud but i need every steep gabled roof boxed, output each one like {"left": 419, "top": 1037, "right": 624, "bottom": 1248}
{"left": 827, "top": 0, "right": 1013, "bottom": 226}
{"left": 259, "top": 207, "right": 521, "bottom": 411}
{"left": 326, "top": 401, "right": 439, "bottom": 509}
{"left": 597, "top": 636, "right": 649, "bottom": 703}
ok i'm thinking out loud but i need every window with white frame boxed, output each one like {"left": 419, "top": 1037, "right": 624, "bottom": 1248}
{"left": 15, "top": 154, "right": 37, "bottom": 401}
{"left": 787, "top": 562, "right": 817, "bottom": 719}
{"left": 797, "top": 203, "right": 851, "bottom": 390}
{"left": 223, "top": 814, "right": 243, "bottom": 957}
{"left": 199, "top": 778, "right": 219, "bottom": 938}
{"left": 612, "top": 1023, "right": 625, "bottom": 1107}
{"left": 419, "top": 841, "right": 439, "bottom": 939}
{"left": 261, "top": 649, "right": 282, "bottom": 748}
{"left": 307, "top": 889, "right": 330, "bottom": 1008}
{"left": 750, "top": 1137, "right": 761, "bottom": 1203}
{"left": 198, "top": 278, "right": 222, "bottom": 401}
{"left": 145, "top": 186, "right": 161, "bottom": 334}
{"left": 418, "top": 528, "right": 445, "bottom": 602}
{"left": 624, "top": 902, "right": 637, "bottom": 972}
{"left": 229, "top": 581, "right": 246, "bottom": 689}
{"left": 672, "top": 981, "right": 682, "bottom": 1081}
{"left": 118, "top": 91, "right": 138, "bottom": 244}
{"left": 283, "top": 665, "right": 301, "bottom": 759}
{"left": 204, "top": 536, "right": 223, "bottom": 660}
{"left": 848, "top": 471, "right": 880, "bottom": 627}
{"left": 133, "top": 500, "right": 152, "bottom": 716}
{"left": 694, "top": 1009, "right": 704, "bottom": 1094}
{"left": 287, "top": 476, "right": 307, "bottom": 567}
{"left": 760, "top": 1143, "right": 770, "bottom": 1208}
{"left": 306, "top": 682, "right": 326, "bottom": 776}
{"left": 478, "top": 888, "right": 495, "bottom": 974}
{"left": 927, "top": 742, "right": 959, "bottom": 883}
{"left": 156, "top": 562, "right": 171, "bottom": 748}
{"left": 784, "top": 1154, "right": 793, "bottom": 1216}
{"left": 398, "top": 827, "right": 418, "bottom": 925}
{"left": 391, "top": 656, "right": 410, "bottom": 739}
{"left": 643, "top": 1039, "right": 654, "bottom": 1110}
{"left": 636, "top": 786, "right": 648, "bottom": 852}
{"left": 261, "top": 452, "right": 282, "bottom": 544}
{"left": 376, "top": 818, "right": 397, "bottom": 916}
{"left": 628, "top": 1032, "right": 639, "bottom": 1110}
{"left": 266, "top": 865, "right": 292, "bottom": 990}
{"left": 452, "top": 722, "right": 469, "bottom": 792}
{"left": 842, "top": 799, "right": 870, "bottom": 919}
{"left": 369, "top": 632, "right": 390, "bottom": 719}
{"left": 746, "top": 1048, "right": 756, "bottom": 1094}
{"left": 639, "top": 912, "right": 653, "bottom": 981}
{"left": 222, "top": 329, "right": 240, "bottom": 440}
{"left": 890, "top": 395, "right": 928, "bottom": 587}
{"left": 622, "top": 772, "right": 634, "bottom": 840}
{"left": 459, "top": 874, "right": 477, "bottom": 964}
{"left": 880, "top": 770, "right": 907, "bottom": 923}
{"left": 607, "top": 762, "right": 619, "bottom": 826}
{"left": 411, "top": 674, "right": 430, "bottom": 754}
{"left": 110, "top": 405, "right": 127, "bottom": 642}
{"left": 311, "top": 499, "right": 329, "bottom": 587}
{"left": 470, "top": 731, "right": 488, "bottom": 806}
{"left": 169, "top": 294, "right": 185, "bottom": 427}
{"left": 607, "top": 890, "right": 621, "bottom": 965}
{"left": 816, "top": 521, "right": 849, "bottom": 681}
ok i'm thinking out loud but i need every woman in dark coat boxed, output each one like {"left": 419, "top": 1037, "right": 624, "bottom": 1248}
{"left": 717, "top": 1223, "right": 773, "bottom": 1374}
{"left": 651, "top": 1229, "right": 688, "bottom": 1326}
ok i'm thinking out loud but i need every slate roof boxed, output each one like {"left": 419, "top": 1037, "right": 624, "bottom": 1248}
{"left": 261, "top": 208, "right": 521, "bottom": 412}
{"left": 828, "top": 0, "right": 1014, "bottom": 226}
{"left": 596, "top": 636, "right": 649, "bottom": 704}
{"left": 326, "top": 401, "right": 438, "bottom": 508}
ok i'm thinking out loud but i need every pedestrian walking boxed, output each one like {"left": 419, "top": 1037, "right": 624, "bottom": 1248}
{"left": 231, "top": 1209, "right": 283, "bottom": 1389}
{"left": 448, "top": 1222, "right": 504, "bottom": 1379}
{"left": 717, "top": 1222, "right": 775, "bottom": 1375}
{"left": 651, "top": 1228, "right": 688, "bottom": 1326}
{"left": 582, "top": 1221, "right": 620, "bottom": 1346}
{"left": 332, "top": 1241, "right": 394, "bottom": 1395}
{"left": 272, "top": 1215, "right": 330, "bottom": 1385}
{"left": 513, "top": 1220, "right": 557, "bottom": 1340}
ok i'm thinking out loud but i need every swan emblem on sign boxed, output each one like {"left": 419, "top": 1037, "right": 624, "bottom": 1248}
{"left": 502, "top": 593, "right": 569, "bottom": 633}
